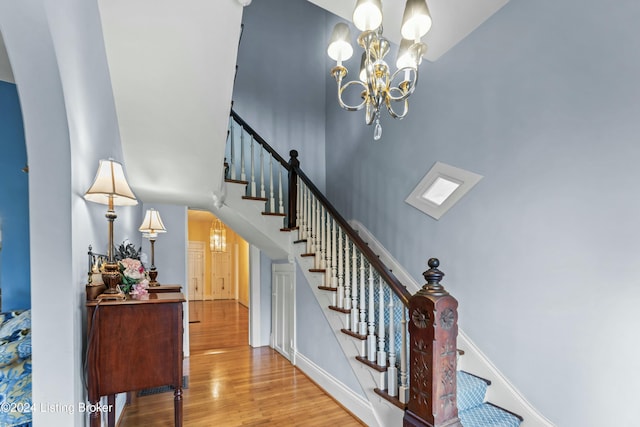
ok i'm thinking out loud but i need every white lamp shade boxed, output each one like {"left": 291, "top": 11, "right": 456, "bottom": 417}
{"left": 139, "top": 208, "right": 167, "bottom": 234}
{"left": 396, "top": 39, "right": 426, "bottom": 69}
{"left": 327, "top": 23, "right": 353, "bottom": 62}
{"left": 396, "top": 39, "right": 417, "bottom": 69}
{"left": 84, "top": 159, "right": 137, "bottom": 206}
{"left": 352, "top": 0, "right": 383, "bottom": 32}
{"left": 401, "top": 0, "right": 432, "bottom": 41}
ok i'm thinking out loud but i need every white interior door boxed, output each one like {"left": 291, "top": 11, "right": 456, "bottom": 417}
{"left": 271, "top": 262, "right": 295, "bottom": 361}
{"left": 188, "top": 242, "right": 205, "bottom": 301}
{"left": 212, "top": 252, "right": 232, "bottom": 300}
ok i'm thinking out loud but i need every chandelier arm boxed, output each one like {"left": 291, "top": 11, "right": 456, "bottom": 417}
{"left": 388, "top": 67, "right": 419, "bottom": 102}
{"left": 386, "top": 89, "right": 409, "bottom": 119}
{"left": 337, "top": 80, "right": 368, "bottom": 111}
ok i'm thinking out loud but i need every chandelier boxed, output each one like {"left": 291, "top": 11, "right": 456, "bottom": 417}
{"left": 209, "top": 218, "right": 227, "bottom": 252}
{"left": 327, "top": 0, "right": 432, "bottom": 140}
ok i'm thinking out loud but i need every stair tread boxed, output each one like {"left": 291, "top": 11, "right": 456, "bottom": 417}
{"left": 242, "top": 195, "right": 268, "bottom": 202}
{"left": 457, "top": 371, "right": 489, "bottom": 412}
{"left": 328, "top": 305, "right": 350, "bottom": 314}
{"left": 459, "top": 402, "right": 522, "bottom": 427}
{"left": 225, "top": 178, "right": 248, "bottom": 185}
{"left": 355, "top": 355, "right": 386, "bottom": 372}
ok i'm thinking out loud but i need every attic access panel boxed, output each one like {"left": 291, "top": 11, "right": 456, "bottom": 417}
{"left": 405, "top": 162, "right": 482, "bottom": 220}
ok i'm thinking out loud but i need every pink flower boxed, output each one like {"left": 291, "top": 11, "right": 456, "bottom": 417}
{"left": 130, "top": 281, "right": 149, "bottom": 296}
{"left": 119, "top": 258, "right": 145, "bottom": 280}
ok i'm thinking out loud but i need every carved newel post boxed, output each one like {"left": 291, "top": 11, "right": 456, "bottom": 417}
{"left": 288, "top": 150, "right": 299, "bottom": 229}
{"left": 403, "top": 258, "right": 461, "bottom": 427}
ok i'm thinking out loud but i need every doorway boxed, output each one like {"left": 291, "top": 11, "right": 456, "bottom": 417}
{"left": 271, "top": 262, "right": 295, "bottom": 361}
{"left": 188, "top": 241, "right": 205, "bottom": 301}
{"left": 187, "top": 209, "right": 250, "bottom": 353}
{"left": 211, "top": 251, "right": 232, "bottom": 299}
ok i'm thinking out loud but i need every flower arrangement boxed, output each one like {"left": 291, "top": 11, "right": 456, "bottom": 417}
{"left": 118, "top": 257, "right": 149, "bottom": 297}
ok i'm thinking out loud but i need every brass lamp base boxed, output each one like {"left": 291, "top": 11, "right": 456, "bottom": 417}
{"left": 100, "top": 261, "right": 124, "bottom": 299}
{"left": 97, "top": 291, "right": 125, "bottom": 301}
{"left": 148, "top": 268, "right": 160, "bottom": 287}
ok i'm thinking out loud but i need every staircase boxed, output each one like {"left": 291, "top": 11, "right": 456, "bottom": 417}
{"left": 457, "top": 371, "right": 522, "bottom": 427}
{"left": 212, "top": 110, "right": 526, "bottom": 427}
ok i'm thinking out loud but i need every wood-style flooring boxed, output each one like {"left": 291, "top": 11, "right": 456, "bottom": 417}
{"left": 119, "top": 300, "right": 364, "bottom": 426}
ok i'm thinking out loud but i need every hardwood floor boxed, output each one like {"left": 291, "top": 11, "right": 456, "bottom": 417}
{"left": 119, "top": 300, "right": 364, "bottom": 426}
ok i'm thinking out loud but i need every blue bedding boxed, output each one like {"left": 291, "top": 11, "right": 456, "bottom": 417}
{"left": 0, "top": 310, "right": 32, "bottom": 427}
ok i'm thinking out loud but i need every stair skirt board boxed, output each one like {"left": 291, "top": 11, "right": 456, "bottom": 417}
{"left": 294, "top": 352, "right": 377, "bottom": 427}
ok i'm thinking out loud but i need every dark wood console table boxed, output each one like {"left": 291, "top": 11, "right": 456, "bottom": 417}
{"left": 148, "top": 284, "right": 183, "bottom": 293}
{"left": 86, "top": 292, "right": 185, "bottom": 427}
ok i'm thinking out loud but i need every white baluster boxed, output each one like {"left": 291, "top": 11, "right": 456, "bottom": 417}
{"left": 296, "top": 177, "right": 302, "bottom": 235}
{"left": 329, "top": 218, "right": 336, "bottom": 305}
{"left": 367, "top": 265, "right": 376, "bottom": 362}
{"left": 388, "top": 297, "right": 398, "bottom": 397}
{"left": 324, "top": 210, "right": 331, "bottom": 287}
{"left": 250, "top": 137, "right": 256, "bottom": 197}
{"left": 358, "top": 253, "right": 367, "bottom": 337}
{"left": 377, "top": 278, "right": 387, "bottom": 368}
{"left": 299, "top": 180, "right": 306, "bottom": 240}
{"left": 318, "top": 206, "right": 327, "bottom": 270}
{"left": 240, "top": 129, "right": 246, "bottom": 181}
{"left": 330, "top": 218, "right": 337, "bottom": 289}
{"left": 315, "top": 201, "right": 322, "bottom": 269}
{"left": 351, "top": 244, "right": 359, "bottom": 333}
{"left": 230, "top": 121, "right": 236, "bottom": 180}
{"left": 344, "top": 241, "right": 353, "bottom": 329}
{"left": 399, "top": 308, "right": 409, "bottom": 404}
{"left": 337, "top": 225, "right": 344, "bottom": 309}
{"left": 308, "top": 192, "right": 315, "bottom": 253}
{"left": 278, "top": 167, "right": 284, "bottom": 214}
{"left": 305, "top": 185, "right": 311, "bottom": 243}
{"left": 260, "top": 146, "right": 265, "bottom": 198}
{"left": 269, "top": 154, "right": 275, "bottom": 213}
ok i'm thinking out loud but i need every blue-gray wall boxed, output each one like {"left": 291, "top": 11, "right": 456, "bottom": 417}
{"left": 234, "top": 0, "right": 328, "bottom": 191}
{"left": 140, "top": 203, "right": 187, "bottom": 287}
{"left": 295, "top": 263, "right": 365, "bottom": 397}
{"left": 325, "top": 1, "right": 640, "bottom": 426}
{"left": 0, "top": 81, "right": 30, "bottom": 311}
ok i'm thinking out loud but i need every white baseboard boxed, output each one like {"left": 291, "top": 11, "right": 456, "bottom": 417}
{"left": 294, "top": 351, "right": 377, "bottom": 426}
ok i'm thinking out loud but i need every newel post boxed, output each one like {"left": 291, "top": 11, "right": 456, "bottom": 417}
{"left": 403, "top": 259, "right": 461, "bottom": 427}
{"left": 287, "top": 150, "right": 299, "bottom": 229}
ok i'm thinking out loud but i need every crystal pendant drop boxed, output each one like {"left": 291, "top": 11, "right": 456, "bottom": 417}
{"left": 373, "top": 118, "right": 382, "bottom": 141}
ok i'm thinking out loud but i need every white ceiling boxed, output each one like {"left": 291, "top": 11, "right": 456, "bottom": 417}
{"left": 309, "top": 0, "right": 510, "bottom": 61}
{"left": 97, "top": 0, "right": 244, "bottom": 209}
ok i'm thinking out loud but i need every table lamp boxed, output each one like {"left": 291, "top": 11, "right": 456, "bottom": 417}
{"left": 139, "top": 208, "right": 167, "bottom": 286}
{"left": 84, "top": 159, "right": 138, "bottom": 298}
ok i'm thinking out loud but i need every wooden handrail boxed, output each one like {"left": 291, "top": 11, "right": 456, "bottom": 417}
{"left": 229, "top": 109, "right": 411, "bottom": 306}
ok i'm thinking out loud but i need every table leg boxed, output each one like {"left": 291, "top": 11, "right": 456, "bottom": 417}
{"left": 174, "top": 387, "right": 183, "bottom": 427}
{"left": 89, "top": 398, "right": 101, "bottom": 427}
{"left": 108, "top": 394, "right": 116, "bottom": 427}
